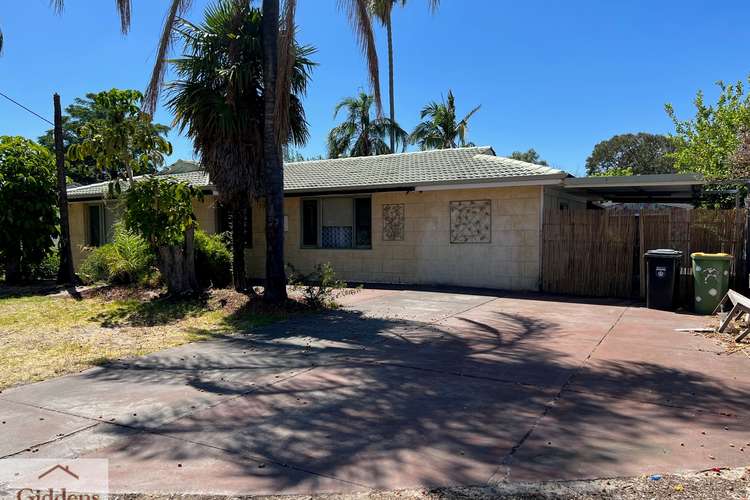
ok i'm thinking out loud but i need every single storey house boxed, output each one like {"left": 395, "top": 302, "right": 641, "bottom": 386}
{"left": 66, "top": 146, "right": 703, "bottom": 291}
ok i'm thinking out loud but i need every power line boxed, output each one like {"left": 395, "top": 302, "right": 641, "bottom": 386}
{"left": 0, "top": 91, "right": 54, "bottom": 126}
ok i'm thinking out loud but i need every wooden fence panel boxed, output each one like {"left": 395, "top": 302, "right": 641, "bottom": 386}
{"left": 542, "top": 208, "right": 748, "bottom": 300}
{"left": 542, "top": 209, "right": 637, "bottom": 298}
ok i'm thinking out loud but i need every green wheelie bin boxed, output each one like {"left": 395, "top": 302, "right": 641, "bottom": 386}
{"left": 691, "top": 252, "right": 732, "bottom": 314}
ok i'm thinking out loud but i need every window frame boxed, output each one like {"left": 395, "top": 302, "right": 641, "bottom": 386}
{"left": 85, "top": 202, "right": 106, "bottom": 247}
{"left": 299, "top": 195, "right": 372, "bottom": 250}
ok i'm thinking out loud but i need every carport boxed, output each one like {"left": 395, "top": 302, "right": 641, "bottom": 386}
{"left": 561, "top": 173, "right": 705, "bottom": 204}
{"left": 541, "top": 173, "right": 748, "bottom": 300}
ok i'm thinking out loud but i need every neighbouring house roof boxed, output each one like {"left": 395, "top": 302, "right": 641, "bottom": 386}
{"left": 66, "top": 146, "right": 568, "bottom": 200}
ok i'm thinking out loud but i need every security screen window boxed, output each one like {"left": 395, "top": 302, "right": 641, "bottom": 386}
{"left": 301, "top": 197, "right": 372, "bottom": 249}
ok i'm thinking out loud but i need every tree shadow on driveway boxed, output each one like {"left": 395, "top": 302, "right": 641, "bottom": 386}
{"left": 76, "top": 304, "right": 750, "bottom": 490}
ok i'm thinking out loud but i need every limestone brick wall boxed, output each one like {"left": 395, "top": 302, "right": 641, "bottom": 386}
{"left": 246, "top": 185, "right": 542, "bottom": 291}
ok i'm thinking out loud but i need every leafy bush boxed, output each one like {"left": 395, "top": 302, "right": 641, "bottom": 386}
{"left": 28, "top": 248, "right": 60, "bottom": 280}
{"left": 79, "top": 225, "right": 155, "bottom": 285}
{"left": 194, "top": 230, "right": 232, "bottom": 289}
{"left": 124, "top": 176, "right": 202, "bottom": 247}
{"left": 0, "top": 136, "right": 59, "bottom": 283}
{"left": 124, "top": 176, "right": 202, "bottom": 295}
{"left": 287, "top": 262, "right": 347, "bottom": 308}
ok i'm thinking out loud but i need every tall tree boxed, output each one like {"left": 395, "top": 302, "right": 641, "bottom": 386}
{"left": 327, "top": 92, "right": 407, "bottom": 158}
{"left": 145, "top": 0, "right": 383, "bottom": 303}
{"left": 409, "top": 90, "right": 480, "bottom": 150}
{"left": 39, "top": 90, "right": 170, "bottom": 185}
{"left": 0, "top": 137, "right": 59, "bottom": 284}
{"left": 67, "top": 89, "right": 172, "bottom": 185}
{"left": 666, "top": 79, "right": 750, "bottom": 180}
{"left": 53, "top": 94, "right": 77, "bottom": 285}
{"left": 369, "top": 0, "right": 439, "bottom": 150}
{"left": 585, "top": 133, "right": 676, "bottom": 176}
{"left": 509, "top": 148, "right": 548, "bottom": 166}
{"left": 167, "top": 0, "right": 314, "bottom": 292}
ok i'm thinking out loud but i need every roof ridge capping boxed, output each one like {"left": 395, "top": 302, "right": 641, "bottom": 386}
{"left": 472, "top": 153, "right": 568, "bottom": 177}
{"left": 284, "top": 145, "right": 494, "bottom": 166}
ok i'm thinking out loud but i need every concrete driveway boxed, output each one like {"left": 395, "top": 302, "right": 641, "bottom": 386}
{"left": 1, "top": 288, "right": 749, "bottom": 495}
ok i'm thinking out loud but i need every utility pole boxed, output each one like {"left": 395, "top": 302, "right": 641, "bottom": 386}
{"left": 54, "top": 93, "right": 77, "bottom": 285}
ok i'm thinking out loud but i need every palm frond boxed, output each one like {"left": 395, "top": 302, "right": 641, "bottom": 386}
{"left": 144, "top": 0, "right": 193, "bottom": 114}
{"left": 50, "top": 0, "right": 64, "bottom": 14}
{"left": 51, "top": 0, "right": 131, "bottom": 33}
{"left": 460, "top": 104, "right": 481, "bottom": 125}
{"left": 166, "top": 0, "right": 313, "bottom": 202}
{"left": 338, "top": 0, "right": 382, "bottom": 114}
{"left": 116, "top": 0, "right": 132, "bottom": 34}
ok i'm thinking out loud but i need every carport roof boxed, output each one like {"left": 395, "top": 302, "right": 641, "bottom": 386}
{"left": 562, "top": 173, "right": 705, "bottom": 203}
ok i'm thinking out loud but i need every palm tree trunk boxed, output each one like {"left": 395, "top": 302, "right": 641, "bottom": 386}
{"left": 53, "top": 93, "right": 78, "bottom": 285}
{"left": 262, "top": 0, "right": 287, "bottom": 303}
{"left": 386, "top": 15, "right": 396, "bottom": 152}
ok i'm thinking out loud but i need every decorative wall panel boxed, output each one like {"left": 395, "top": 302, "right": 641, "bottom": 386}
{"left": 450, "top": 200, "right": 491, "bottom": 243}
{"left": 383, "top": 204, "right": 405, "bottom": 241}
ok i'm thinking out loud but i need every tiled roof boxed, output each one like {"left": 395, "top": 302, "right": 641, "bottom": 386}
{"left": 284, "top": 147, "right": 565, "bottom": 192}
{"left": 67, "top": 147, "right": 566, "bottom": 199}
{"left": 66, "top": 170, "right": 210, "bottom": 199}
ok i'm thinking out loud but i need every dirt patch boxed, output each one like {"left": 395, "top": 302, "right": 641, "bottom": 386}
{"left": 111, "top": 467, "right": 750, "bottom": 499}
{"left": 694, "top": 315, "right": 750, "bottom": 358}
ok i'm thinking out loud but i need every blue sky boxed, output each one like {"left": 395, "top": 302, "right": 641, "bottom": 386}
{"left": 2, "top": 1, "right": 750, "bottom": 176}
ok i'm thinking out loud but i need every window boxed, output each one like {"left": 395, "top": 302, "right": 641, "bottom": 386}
{"left": 87, "top": 204, "right": 103, "bottom": 247}
{"left": 301, "top": 197, "right": 372, "bottom": 249}
{"left": 217, "top": 203, "right": 253, "bottom": 248}
{"left": 86, "top": 204, "right": 116, "bottom": 246}
{"left": 301, "top": 199, "right": 319, "bottom": 247}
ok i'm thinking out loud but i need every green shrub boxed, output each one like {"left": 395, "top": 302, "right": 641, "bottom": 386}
{"left": 194, "top": 230, "right": 232, "bottom": 289}
{"left": 79, "top": 225, "right": 155, "bottom": 285}
{"left": 0, "top": 136, "right": 59, "bottom": 283}
{"left": 28, "top": 248, "right": 60, "bottom": 280}
{"left": 287, "top": 262, "right": 347, "bottom": 308}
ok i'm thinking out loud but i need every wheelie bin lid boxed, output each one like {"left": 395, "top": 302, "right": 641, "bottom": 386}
{"left": 645, "top": 249, "right": 683, "bottom": 258}
{"left": 690, "top": 252, "right": 732, "bottom": 260}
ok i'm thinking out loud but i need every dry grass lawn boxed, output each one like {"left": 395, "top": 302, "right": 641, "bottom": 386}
{"left": 0, "top": 287, "right": 284, "bottom": 391}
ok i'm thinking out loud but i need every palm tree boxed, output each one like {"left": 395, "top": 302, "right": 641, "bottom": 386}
{"left": 369, "top": 0, "right": 439, "bottom": 151}
{"left": 44, "top": 0, "right": 381, "bottom": 302}
{"left": 145, "top": 0, "right": 382, "bottom": 302}
{"left": 327, "top": 92, "right": 407, "bottom": 158}
{"left": 167, "top": 0, "right": 314, "bottom": 292}
{"left": 409, "top": 90, "right": 481, "bottom": 150}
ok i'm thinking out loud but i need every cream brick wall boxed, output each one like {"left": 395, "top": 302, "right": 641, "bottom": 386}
{"left": 246, "top": 186, "right": 543, "bottom": 291}
{"left": 69, "top": 202, "right": 87, "bottom": 270}
{"left": 69, "top": 195, "right": 220, "bottom": 270}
